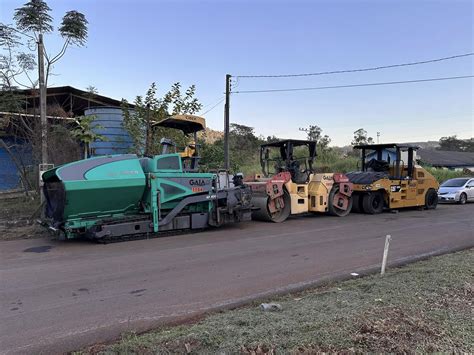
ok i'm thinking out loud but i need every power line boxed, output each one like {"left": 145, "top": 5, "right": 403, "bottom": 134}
{"left": 232, "top": 75, "right": 474, "bottom": 94}
{"left": 199, "top": 96, "right": 225, "bottom": 110}
{"left": 235, "top": 53, "right": 474, "bottom": 78}
{"left": 200, "top": 97, "right": 225, "bottom": 115}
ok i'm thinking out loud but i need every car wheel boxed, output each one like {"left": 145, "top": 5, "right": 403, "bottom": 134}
{"left": 362, "top": 191, "right": 384, "bottom": 214}
{"left": 458, "top": 193, "right": 467, "bottom": 205}
{"left": 424, "top": 188, "right": 438, "bottom": 209}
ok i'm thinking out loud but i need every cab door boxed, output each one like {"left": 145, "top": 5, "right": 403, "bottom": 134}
{"left": 405, "top": 179, "right": 418, "bottom": 200}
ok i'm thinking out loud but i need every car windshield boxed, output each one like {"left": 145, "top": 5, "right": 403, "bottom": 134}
{"left": 441, "top": 178, "right": 469, "bottom": 187}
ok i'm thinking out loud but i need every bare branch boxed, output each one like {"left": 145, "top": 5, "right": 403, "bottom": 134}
{"left": 48, "top": 38, "right": 69, "bottom": 65}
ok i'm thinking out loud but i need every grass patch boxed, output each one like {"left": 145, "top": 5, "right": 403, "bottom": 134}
{"left": 82, "top": 249, "right": 473, "bottom": 354}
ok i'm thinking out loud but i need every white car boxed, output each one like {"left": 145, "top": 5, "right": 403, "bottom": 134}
{"left": 438, "top": 177, "right": 474, "bottom": 204}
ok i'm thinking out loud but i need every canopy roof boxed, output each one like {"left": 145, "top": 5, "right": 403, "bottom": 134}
{"left": 261, "top": 139, "right": 316, "bottom": 149}
{"left": 354, "top": 143, "right": 420, "bottom": 150}
{"left": 153, "top": 115, "right": 206, "bottom": 134}
{"left": 418, "top": 149, "right": 474, "bottom": 168}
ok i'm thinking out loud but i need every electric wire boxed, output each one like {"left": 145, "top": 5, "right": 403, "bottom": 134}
{"left": 200, "top": 97, "right": 225, "bottom": 115}
{"left": 199, "top": 96, "right": 225, "bottom": 110}
{"left": 235, "top": 53, "right": 474, "bottom": 78}
{"left": 232, "top": 75, "right": 474, "bottom": 94}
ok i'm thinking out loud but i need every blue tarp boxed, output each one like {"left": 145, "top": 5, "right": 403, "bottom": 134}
{"left": 0, "top": 138, "right": 32, "bottom": 190}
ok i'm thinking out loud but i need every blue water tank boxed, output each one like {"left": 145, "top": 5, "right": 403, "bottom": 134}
{"left": 85, "top": 107, "right": 133, "bottom": 156}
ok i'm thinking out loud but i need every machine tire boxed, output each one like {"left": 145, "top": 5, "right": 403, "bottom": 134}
{"left": 425, "top": 188, "right": 438, "bottom": 209}
{"left": 351, "top": 193, "right": 362, "bottom": 213}
{"left": 328, "top": 185, "right": 353, "bottom": 217}
{"left": 268, "top": 189, "right": 291, "bottom": 222}
{"left": 252, "top": 189, "right": 291, "bottom": 223}
{"left": 362, "top": 191, "right": 384, "bottom": 214}
{"left": 458, "top": 192, "right": 467, "bottom": 205}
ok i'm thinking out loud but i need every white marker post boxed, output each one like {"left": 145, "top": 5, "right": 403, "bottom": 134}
{"left": 381, "top": 234, "right": 391, "bottom": 275}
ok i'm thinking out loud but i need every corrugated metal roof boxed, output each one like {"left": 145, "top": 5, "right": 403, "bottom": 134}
{"left": 418, "top": 149, "right": 474, "bottom": 167}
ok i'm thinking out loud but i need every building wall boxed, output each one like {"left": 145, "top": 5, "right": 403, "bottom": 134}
{"left": 431, "top": 166, "right": 474, "bottom": 172}
{"left": 450, "top": 166, "right": 474, "bottom": 172}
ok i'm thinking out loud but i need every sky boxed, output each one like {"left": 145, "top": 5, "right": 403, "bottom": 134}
{"left": 1, "top": 0, "right": 473, "bottom": 146}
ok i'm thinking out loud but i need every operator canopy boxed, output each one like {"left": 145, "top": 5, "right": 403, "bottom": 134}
{"left": 153, "top": 115, "right": 206, "bottom": 134}
{"left": 261, "top": 139, "right": 317, "bottom": 160}
{"left": 353, "top": 143, "right": 420, "bottom": 151}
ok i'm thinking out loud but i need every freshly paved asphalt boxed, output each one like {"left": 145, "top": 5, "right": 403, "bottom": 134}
{"left": 1, "top": 204, "right": 473, "bottom": 354}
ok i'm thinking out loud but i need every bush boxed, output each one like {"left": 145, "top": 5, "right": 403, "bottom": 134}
{"left": 315, "top": 149, "right": 358, "bottom": 173}
{"left": 424, "top": 167, "right": 474, "bottom": 183}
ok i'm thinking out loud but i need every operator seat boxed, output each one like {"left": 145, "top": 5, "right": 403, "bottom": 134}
{"left": 366, "top": 158, "right": 390, "bottom": 172}
{"left": 288, "top": 160, "right": 310, "bottom": 184}
{"left": 180, "top": 142, "right": 200, "bottom": 172}
{"left": 180, "top": 143, "right": 197, "bottom": 159}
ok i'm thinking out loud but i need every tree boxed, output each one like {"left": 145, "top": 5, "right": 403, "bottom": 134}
{"left": 224, "top": 123, "right": 266, "bottom": 172}
{"left": 85, "top": 85, "right": 98, "bottom": 108}
{"left": 10, "top": 1, "right": 89, "bottom": 87}
{"left": 70, "top": 115, "right": 106, "bottom": 159}
{"left": 1, "top": 0, "right": 89, "bottom": 163}
{"left": 122, "top": 82, "right": 202, "bottom": 156}
{"left": 306, "top": 125, "right": 331, "bottom": 151}
{"left": 199, "top": 139, "right": 224, "bottom": 171}
{"left": 351, "top": 128, "right": 374, "bottom": 146}
{"left": 266, "top": 135, "right": 280, "bottom": 143}
{"left": 438, "top": 135, "right": 474, "bottom": 152}
{"left": 199, "top": 123, "right": 265, "bottom": 173}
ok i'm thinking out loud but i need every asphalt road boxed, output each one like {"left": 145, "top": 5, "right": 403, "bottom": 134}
{"left": 1, "top": 204, "right": 473, "bottom": 354}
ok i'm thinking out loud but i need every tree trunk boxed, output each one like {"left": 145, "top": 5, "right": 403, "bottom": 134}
{"left": 38, "top": 34, "right": 48, "bottom": 164}
{"left": 145, "top": 104, "right": 151, "bottom": 156}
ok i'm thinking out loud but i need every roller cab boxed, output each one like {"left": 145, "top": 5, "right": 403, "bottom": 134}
{"left": 346, "top": 144, "right": 439, "bottom": 214}
{"left": 247, "top": 140, "right": 353, "bottom": 223}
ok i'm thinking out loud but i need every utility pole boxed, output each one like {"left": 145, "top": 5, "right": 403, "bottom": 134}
{"left": 38, "top": 34, "right": 47, "bottom": 164}
{"left": 145, "top": 103, "right": 151, "bottom": 156}
{"left": 224, "top": 74, "right": 231, "bottom": 170}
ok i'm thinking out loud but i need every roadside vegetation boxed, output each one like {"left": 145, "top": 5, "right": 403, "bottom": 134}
{"left": 82, "top": 249, "right": 473, "bottom": 354}
{"left": 0, "top": 192, "right": 46, "bottom": 240}
{"left": 196, "top": 125, "right": 472, "bottom": 182}
{"left": 425, "top": 167, "right": 471, "bottom": 183}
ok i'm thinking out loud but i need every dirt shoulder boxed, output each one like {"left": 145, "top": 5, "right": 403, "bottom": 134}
{"left": 80, "top": 249, "right": 473, "bottom": 354}
{"left": 0, "top": 194, "right": 47, "bottom": 240}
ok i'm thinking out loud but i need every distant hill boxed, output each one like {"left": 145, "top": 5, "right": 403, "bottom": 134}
{"left": 336, "top": 141, "right": 440, "bottom": 153}
{"left": 403, "top": 141, "right": 440, "bottom": 150}
{"left": 198, "top": 128, "right": 224, "bottom": 144}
